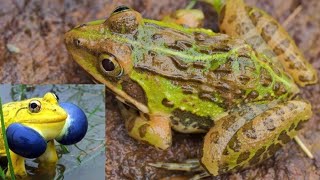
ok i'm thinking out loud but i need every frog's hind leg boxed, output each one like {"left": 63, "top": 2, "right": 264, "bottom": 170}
{"left": 117, "top": 102, "right": 172, "bottom": 150}
{"left": 202, "top": 100, "right": 312, "bottom": 176}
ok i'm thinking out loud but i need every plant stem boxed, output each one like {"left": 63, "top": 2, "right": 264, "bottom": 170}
{"left": 0, "top": 98, "right": 16, "bottom": 180}
{"left": 186, "top": 0, "right": 197, "bottom": 10}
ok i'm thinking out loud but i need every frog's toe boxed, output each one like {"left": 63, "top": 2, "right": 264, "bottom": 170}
{"left": 148, "top": 159, "right": 202, "bottom": 171}
{"left": 6, "top": 123, "right": 47, "bottom": 158}
{"left": 56, "top": 102, "right": 88, "bottom": 145}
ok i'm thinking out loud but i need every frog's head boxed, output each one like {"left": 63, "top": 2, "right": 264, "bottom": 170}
{"left": 65, "top": 6, "right": 149, "bottom": 113}
{"left": 15, "top": 92, "right": 68, "bottom": 140}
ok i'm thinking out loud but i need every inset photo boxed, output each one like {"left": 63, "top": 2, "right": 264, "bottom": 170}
{"left": 0, "top": 84, "right": 105, "bottom": 180}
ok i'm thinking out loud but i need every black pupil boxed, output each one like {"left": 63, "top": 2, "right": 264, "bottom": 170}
{"left": 102, "top": 59, "right": 115, "bottom": 71}
{"left": 30, "top": 103, "right": 38, "bottom": 109}
{"left": 113, "top": 6, "right": 130, "bottom": 13}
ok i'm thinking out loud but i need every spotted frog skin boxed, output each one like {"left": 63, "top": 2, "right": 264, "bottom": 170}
{"left": 64, "top": 0, "right": 315, "bottom": 176}
{"left": 0, "top": 93, "right": 67, "bottom": 177}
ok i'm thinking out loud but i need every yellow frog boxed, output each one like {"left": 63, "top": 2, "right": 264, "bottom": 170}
{"left": 0, "top": 93, "right": 67, "bottom": 177}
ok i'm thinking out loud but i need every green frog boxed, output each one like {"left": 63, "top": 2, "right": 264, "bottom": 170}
{"left": 1, "top": 92, "right": 67, "bottom": 177}
{"left": 64, "top": 0, "right": 316, "bottom": 176}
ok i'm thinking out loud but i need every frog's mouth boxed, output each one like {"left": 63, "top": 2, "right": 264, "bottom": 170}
{"left": 22, "top": 119, "right": 66, "bottom": 140}
{"left": 104, "top": 80, "right": 149, "bottom": 114}
{"left": 21, "top": 119, "right": 66, "bottom": 124}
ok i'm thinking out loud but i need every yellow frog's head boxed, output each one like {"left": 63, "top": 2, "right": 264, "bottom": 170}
{"left": 4, "top": 92, "right": 67, "bottom": 140}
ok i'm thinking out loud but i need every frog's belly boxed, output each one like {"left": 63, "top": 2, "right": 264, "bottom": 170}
{"left": 169, "top": 109, "right": 215, "bottom": 133}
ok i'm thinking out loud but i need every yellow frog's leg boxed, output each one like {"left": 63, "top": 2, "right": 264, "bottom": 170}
{"left": 6, "top": 150, "right": 26, "bottom": 177}
{"left": 36, "top": 140, "right": 57, "bottom": 177}
{"left": 37, "top": 140, "right": 58, "bottom": 163}
{"left": 204, "top": 0, "right": 318, "bottom": 86}
{"left": 118, "top": 102, "right": 172, "bottom": 150}
{"left": 202, "top": 100, "right": 312, "bottom": 176}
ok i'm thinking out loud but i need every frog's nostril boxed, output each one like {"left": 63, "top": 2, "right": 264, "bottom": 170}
{"left": 74, "top": 39, "right": 81, "bottom": 47}
{"left": 102, "top": 59, "right": 115, "bottom": 71}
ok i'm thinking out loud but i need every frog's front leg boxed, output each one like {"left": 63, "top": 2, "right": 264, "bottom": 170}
{"left": 37, "top": 140, "right": 58, "bottom": 164}
{"left": 118, "top": 102, "right": 172, "bottom": 150}
{"left": 202, "top": 100, "right": 312, "bottom": 176}
{"left": 6, "top": 150, "right": 27, "bottom": 177}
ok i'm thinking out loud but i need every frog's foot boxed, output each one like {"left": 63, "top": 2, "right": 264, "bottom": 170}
{"left": 202, "top": 100, "right": 312, "bottom": 176}
{"left": 118, "top": 102, "right": 172, "bottom": 150}
{"left": 149, "top": 159, "right": 210, "bottom": 179}
{"left": 6, "top": 150, "right": 27, "bottom": 178}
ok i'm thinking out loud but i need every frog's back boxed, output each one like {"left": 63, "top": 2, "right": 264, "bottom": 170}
{"left": 131, "top": 21, "right": 299, "bottom": 113}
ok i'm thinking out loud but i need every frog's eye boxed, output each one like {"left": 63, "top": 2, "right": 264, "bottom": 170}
{"left": 99, "top": 54, "right": 123, "bottom": 77}
{"left": 28, "top": 100, "right": 41, "bottom": 113}
{"left": 52, "top": 93, "right": 59, "bottom": 101}
{"left": 111, "top": 5, "right": 130, "bottom": 14}
{"left": 106, "top": 6, "right": 142, "bottom": 34}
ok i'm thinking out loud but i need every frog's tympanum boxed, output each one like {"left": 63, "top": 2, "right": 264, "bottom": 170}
{"left": 0, "top": 92, "right": 88, "bottom": 177}
{"left": 65, "top": 0, "right": 317, "bottom": 176}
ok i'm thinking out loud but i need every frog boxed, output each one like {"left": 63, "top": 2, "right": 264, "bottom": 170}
{"left": 64, "top": 0, "right": 316, "bottom": 177}
{"left": 1, "top": 92, "right": 67, "bottom": 177}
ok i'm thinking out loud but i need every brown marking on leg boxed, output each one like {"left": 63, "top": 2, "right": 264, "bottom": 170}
{"left": 228, "top": 135, "right": 242, "bottom": 152}
{"left": 139, "top": 124, "right": 150, "bottom": 138}
{"left": 249, "top": 146, "right": 266, "bottom": 165}
{"left": 236, "top": 151, "right": 251, "bottom": 164}
{"left": 261, "top": 21, "right": 278, "bottom": 42}
{"left": 267, "top": 143, "right": 282, "bottom": 156}
{"left": 263, "top": 116, "right": 275, "bottom": 131}
{"left": 278, "top": 130, "right": 291, "bottom": 144}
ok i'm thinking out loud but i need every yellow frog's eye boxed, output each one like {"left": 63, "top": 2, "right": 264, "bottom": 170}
{"left": 52, "top": 93, "right": 59, "bottom": 101}
{"left": 99, "top": 54, "right": 123, "bottom": 77}
{"left": 28, "top": 100, "right": 41, "bottom": 113}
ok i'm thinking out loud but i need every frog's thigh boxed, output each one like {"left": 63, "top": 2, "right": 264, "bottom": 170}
{"left": 201, "top": 100, "right": 312, "bottom": 176}
{"left": 37, "top": 140, "right": 58, "bottom": 164}
{"left": 6, "top": 150, "right": 26, "bottom": 177}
